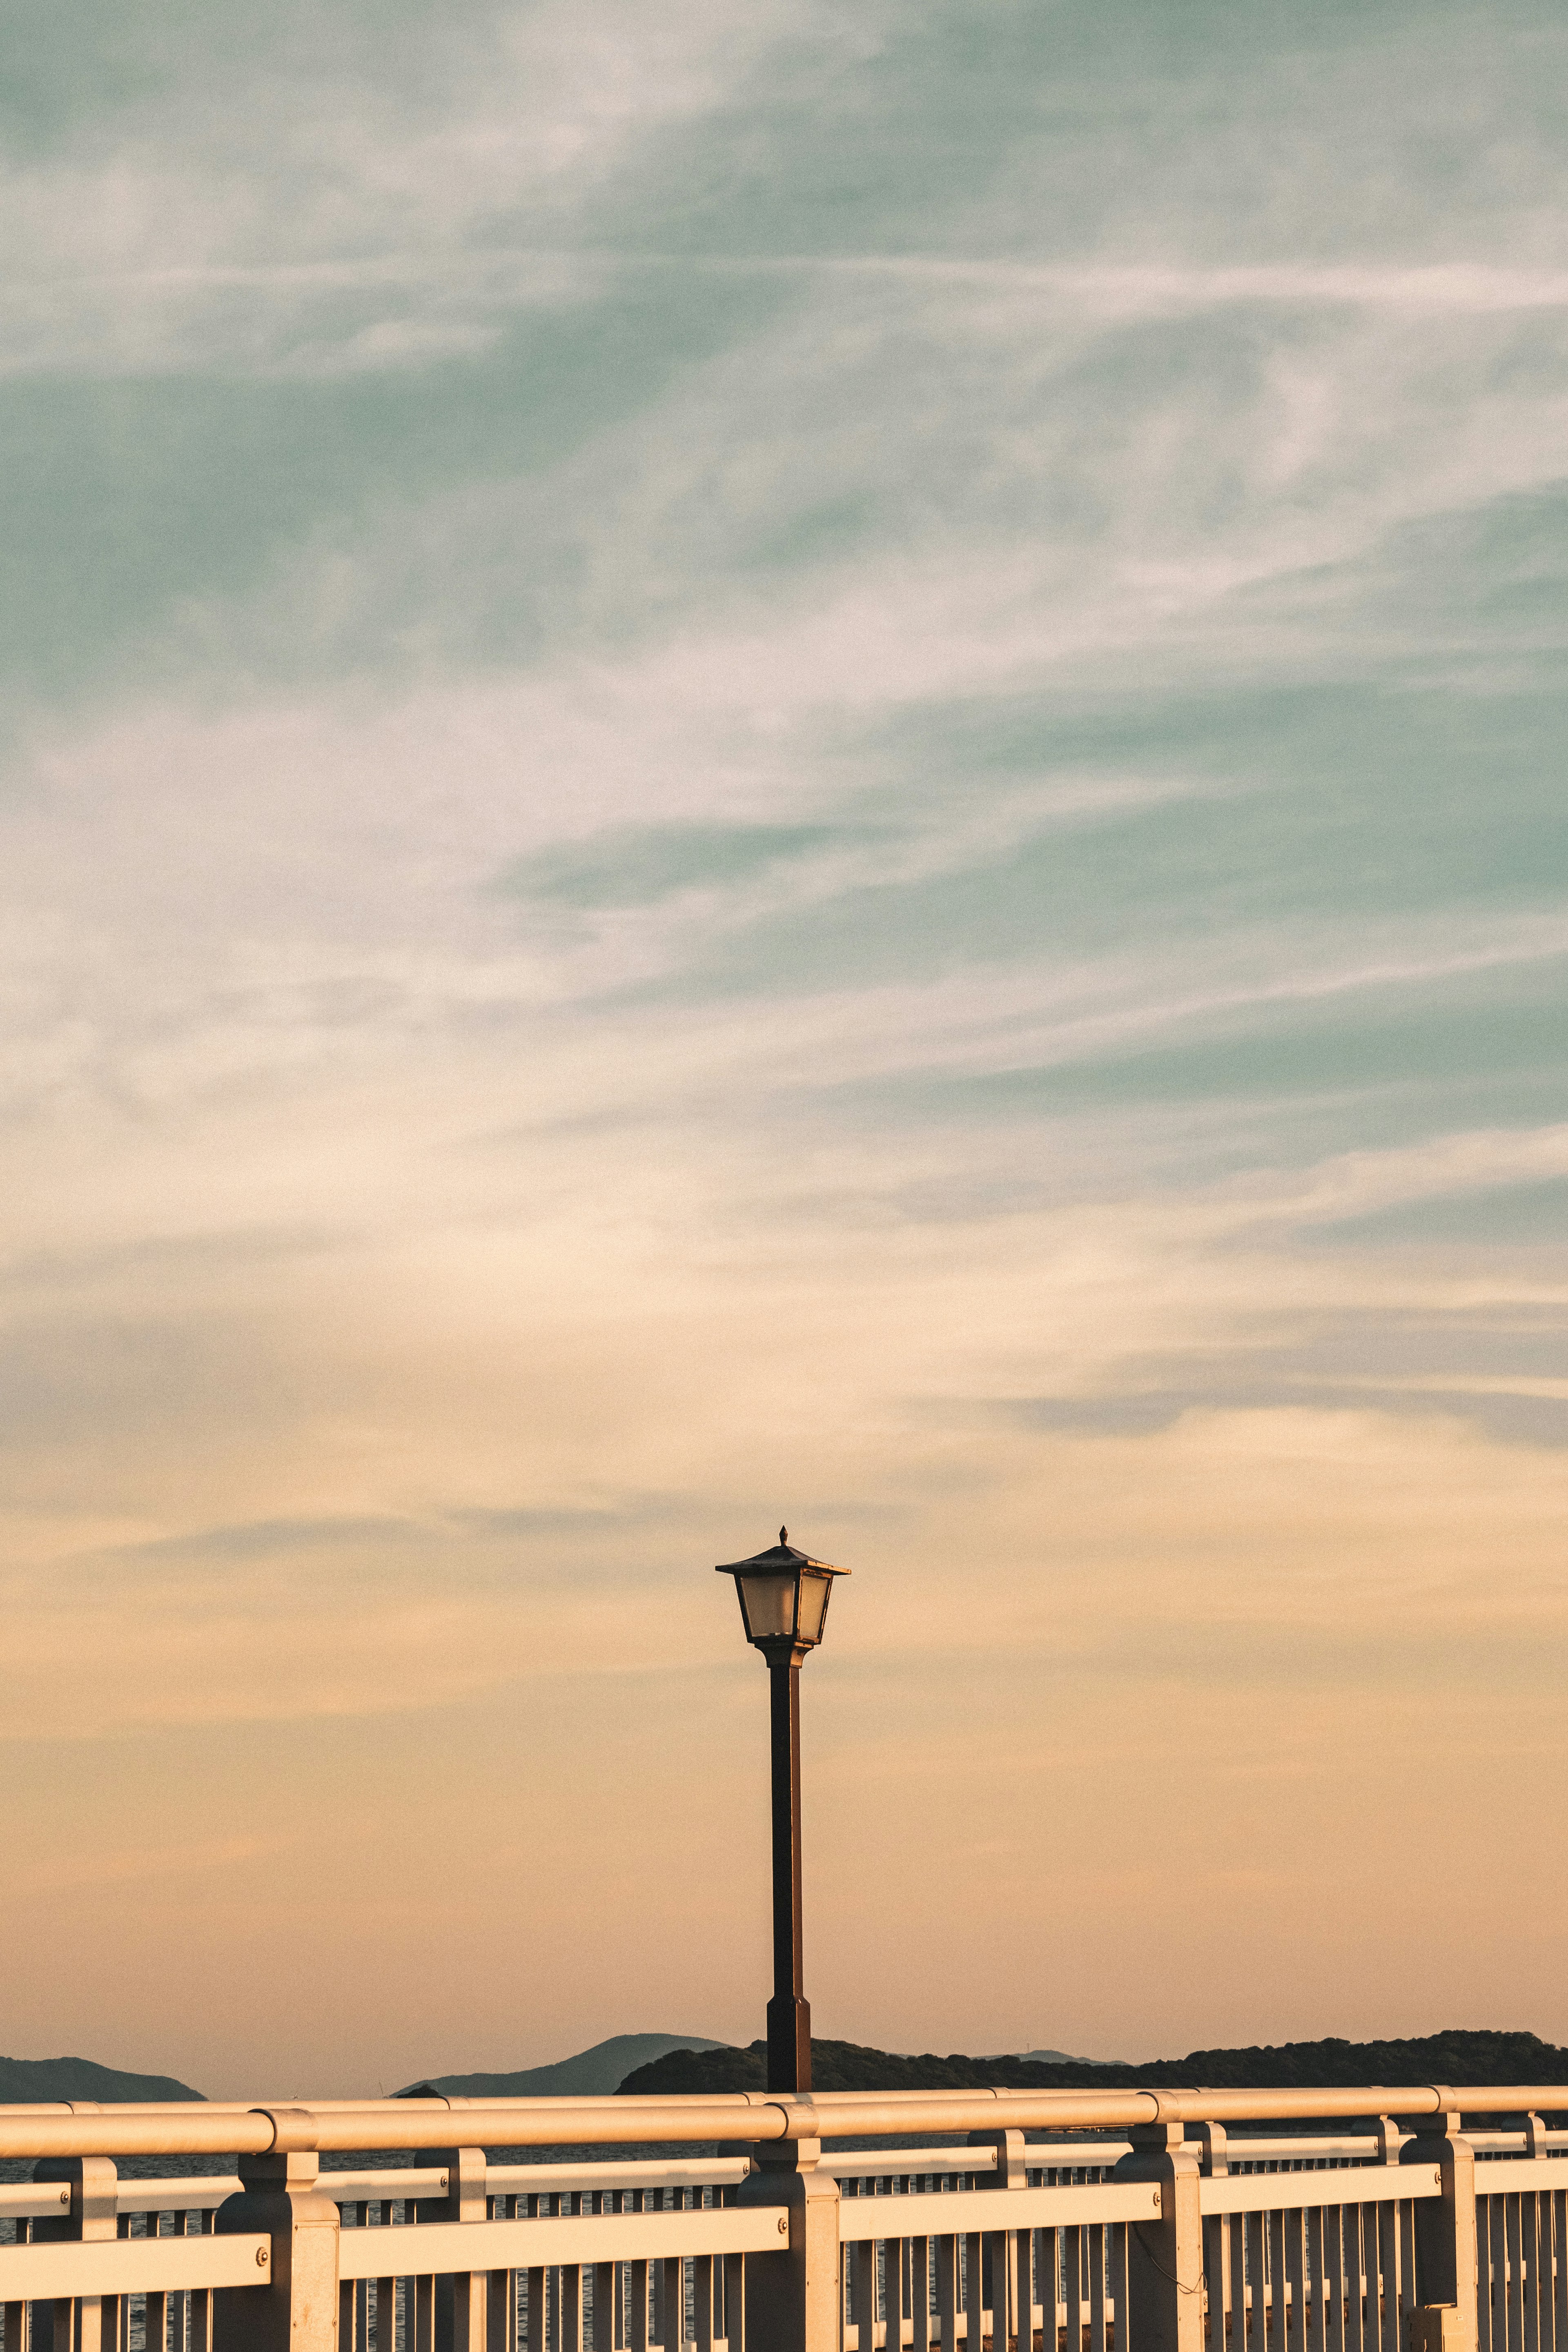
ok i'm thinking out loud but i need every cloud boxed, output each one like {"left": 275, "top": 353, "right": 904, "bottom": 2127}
{"left": 0, "top": 0, "right": 882, "bottom": 377}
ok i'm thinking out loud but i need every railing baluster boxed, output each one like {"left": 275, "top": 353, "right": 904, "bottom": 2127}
{"left": 911, "top": 2237, "right": 933, "bottom": 2352}
{"left": 850, "top": 2241, "right": 875, "bottom": 2352}
{"left": 560, "top": 2267, "right": 584, "bottom": 2352}
{"left": 1267, "top": 2211, "right": 1286, "bottom": 2352}
{"left": 1343, "top": 2205, "right": 1363, "bottom": 2352}
{"left": 613, "top": 2197, "right": 627, "bottom": 2348}
{"left": 936, "top": 2236, "right": 959, "bottom": 2352}
{"left": 655, "top": 2257, "right": 682, "bottom": 2352}
{"left": 147, "top": 2209, "right": 168, "bottom": 2352}
{"left": 627, "top": 2248, "right": 649, "bottom": 2352}
{"left": 724, "top": 2253, "right": 745, "bottom": 2352}
{"left": 1066, "top": 2227, "right": 1082, "bottom": 2352}
{"left": 1506, "top": 2198, "right": 1524, "bottom": 2352}
{"left": 1214, "top": 2209, "right": 1234, "bottom": 2352}
{"left": 1546, "top": 2195, "right": 1559, "bottom": 2352}
{"left": 1285, "top": 2208, "right": 1305, "bottom": 2352}
{"left": 1526, "top": 2197, "right": 1544, "bottom": 2352}
{"left": 1308, "top": 2207, "right": 1328, "bottom": 2352}
{"left": 1107, "top": 2230, "right": 1129, "bottom": 2352}
{"left": 191, "top": 2210, "right": 214, "bottom": 2352}
{"left": 1247, "top": 2212, "right": 1267, "bottom": 2352}
{"left": 1218, "top": 2209, "right": 1236, "bottom": 2352}
{"left": 591, "top": 2258, "right": 618, "bottom": 2352}
{"left": 1088, "top": 2226, "right": 1106, "bottom": 2352}
{"left": 174, "top": 2212, "right": 190, "bottom": 2352}
{"left": 523, "top": 2265, "right": 546, "bottom": 2352}
{"left": 1320, "top": 2207, "right": 1341, "bottom": 2352}
{"left": 1399, "top": 2200, "right": 1419, "bottom": 2352}
{"left": 1033, "top": 2223, "right": 1045, "bottom": 2352}
{"left": 1224, "top": 2211, "right": 1239, "bottom": 2352}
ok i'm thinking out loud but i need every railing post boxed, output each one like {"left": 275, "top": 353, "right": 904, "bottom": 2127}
{"left": 1401, "top": 2103, "right": 1476, "bottom": 2352}
{"left": 1112, "top": 2119, "right": 1205, "bottom": 2352}
{"left": 33, "top": 2156, "right": 119, "bottom": 2352}
{"left": 430, "top": 2149, "right": 489, "bottom": 2352}
{"left": 215, "top": 2113, "right": 339, "bottom": 2352}
{"left": 735, "top": 2138, "right": 839, "bottom": 2352}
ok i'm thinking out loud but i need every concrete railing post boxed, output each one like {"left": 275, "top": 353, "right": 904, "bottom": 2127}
{"left": 1401, "top": 2102, "right": 1477, "bottom": 2352}
{"left": 431, "top": 2148, "right": 489, "bottom": 2352}
{"left": 215, "top": 2113, "right": 339, "bottom": 2352}
{"left": 735, "top": 2138, "right": 839, "bottom": 2352}
{"left": 33, "top": 2155, "right": 119, "bottom": 2352}
{"left": 1112, "top": 2120, "right": 1205, "bottom": 2352}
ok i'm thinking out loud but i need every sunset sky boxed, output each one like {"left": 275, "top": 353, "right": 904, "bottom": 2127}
{"left": 5, "top": 0, "right": 1568, "bottom": 2099}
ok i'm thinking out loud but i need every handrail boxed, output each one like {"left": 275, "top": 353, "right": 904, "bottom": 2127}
{"left": 4, "top": 2081, "right": 1568, "bottom": 2160}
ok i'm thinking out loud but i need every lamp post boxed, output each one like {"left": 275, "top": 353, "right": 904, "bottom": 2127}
{"left": 716, "top": 1527, "right": 849, "bottom": 2096}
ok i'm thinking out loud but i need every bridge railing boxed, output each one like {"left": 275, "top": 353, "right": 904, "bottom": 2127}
{"left": 3, "top": 2084, "right": 1566, "bottom": 2352}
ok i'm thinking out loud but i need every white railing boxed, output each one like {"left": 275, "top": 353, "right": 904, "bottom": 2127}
{"left": 839, "top": 2168, "right": 1158, "bottom": 2352}
{"left": 3, "top": 2085, "right": 1568, "bottom": 2352}
{"left": 1474, "top": 2155, "right": 1568, "bottom": 2352}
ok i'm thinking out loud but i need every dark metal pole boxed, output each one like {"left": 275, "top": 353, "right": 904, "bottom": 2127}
{"left": 765, "top": 1656, "right": 810, "bottom": 2093}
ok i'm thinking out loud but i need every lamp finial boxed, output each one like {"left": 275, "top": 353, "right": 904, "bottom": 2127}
{"left": 780, "top": 1525, "right": 788, "bottom": 1545}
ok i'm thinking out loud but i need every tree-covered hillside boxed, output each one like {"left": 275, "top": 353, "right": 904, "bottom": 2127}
{"left": 618, "top": 2030, "right": 1568, "bottom": 2100}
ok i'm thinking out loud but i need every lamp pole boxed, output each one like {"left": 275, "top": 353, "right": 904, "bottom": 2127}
{"left": 716, "top": 1527, "right": 850, "bottom": 2098}
{"left": 768, "top": 1644, "right": 809, "bottom": 2093}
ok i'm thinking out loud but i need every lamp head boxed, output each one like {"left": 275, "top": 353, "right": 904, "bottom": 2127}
{"left": 716, "top": 1527, "right": 849, "bottom": 1663}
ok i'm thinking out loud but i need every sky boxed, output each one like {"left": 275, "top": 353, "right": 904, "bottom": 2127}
{"left": 4, "top": 0, "right": 1568, "bottom": 2101}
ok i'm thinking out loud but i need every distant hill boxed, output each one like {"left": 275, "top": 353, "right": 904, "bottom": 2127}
{"left": 0, "top": 2055, "right": 204, "bottom": 2103}
{"left": 400, "top": 2033, "right": 729, "bottom": 2099}
{"left": 618, "top": 2029, "right": 1568, "bottom": 2100}
{"left": 1005, "top": 2049, "right": 1122, "bottom": 2067}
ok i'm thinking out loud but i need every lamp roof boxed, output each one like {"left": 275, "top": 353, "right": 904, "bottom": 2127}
{"left": 715, "top": 1526, "right": 849, "bottom": 1577}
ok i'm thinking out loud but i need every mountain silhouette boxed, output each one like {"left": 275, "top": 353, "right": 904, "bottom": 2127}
{"left": 617, "top": 2029, "right": 1568, "bottom": 2101}
{"left": 0, "top": 2055, "right": 204, "bottom": 2102}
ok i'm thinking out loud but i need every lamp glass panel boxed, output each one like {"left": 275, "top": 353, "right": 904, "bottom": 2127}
{"left": 739, "top": 1572, "right": 797, "bottom": 1642}
{"left": 796, "top": 1571, "right": 832, "bottom": 1645}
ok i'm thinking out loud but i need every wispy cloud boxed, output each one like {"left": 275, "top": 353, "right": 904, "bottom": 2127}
{"left": 4, "top": 0, "right": 1568, "bottom": 2084}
